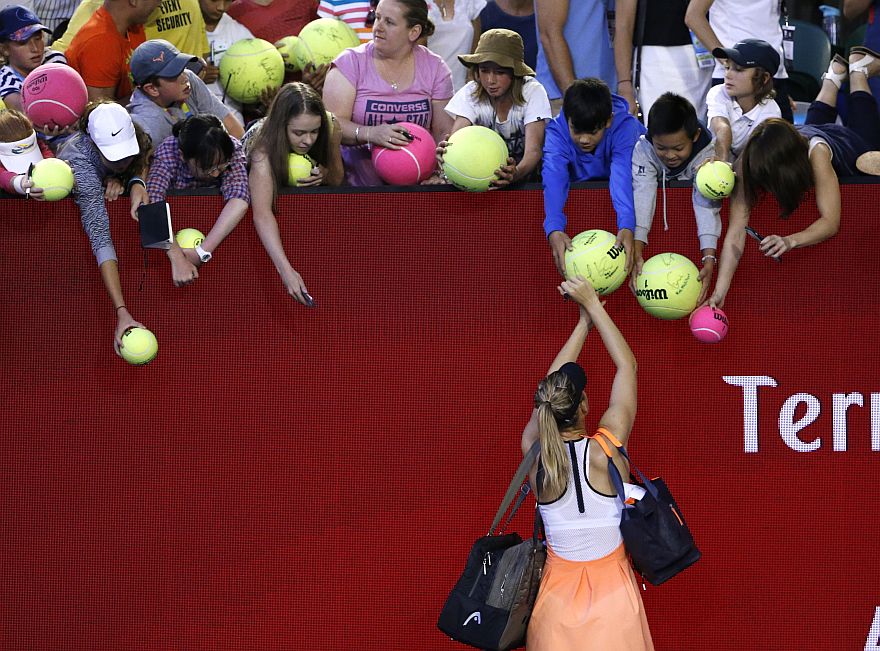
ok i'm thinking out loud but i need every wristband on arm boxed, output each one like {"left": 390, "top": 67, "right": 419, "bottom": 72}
{"left": 126, "top": 177, "right": 146, "bottom": 193}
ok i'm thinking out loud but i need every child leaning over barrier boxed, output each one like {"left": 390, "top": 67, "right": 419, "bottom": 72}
{"left": 146, "top": 115, "right": 250, "bottom": 288}
{"left": 542, "top": 77, "right": 646, "bottom": 276}
{"left": 438, "top": 28, "right": 550, "bottom": 186}
{"left": 705, "top": 47, "right": 880, "bottom": 310}
{"left": 630, "top": 93, "right": 721, "bottom": 302}
{"left": 56, "top": 101, "right": 152, "bottom": 353}
{"left": 243, "top": 81, "right": 343, "bottom": 305}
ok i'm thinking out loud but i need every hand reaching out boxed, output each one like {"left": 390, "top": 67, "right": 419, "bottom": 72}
{"left": 113, "top": 309, "right": 145, "bottom": 355}
{"left": 615, "top": 228, "right": 634, "bottom": 275}
{"left": 105, "top": 177, "right": 124, "bottom": 201}
{"left": 548, "top": 230, "right": 573, "bottom": 276}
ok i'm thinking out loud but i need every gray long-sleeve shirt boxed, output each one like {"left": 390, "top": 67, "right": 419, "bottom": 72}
{"left": 57, "top": 134, "right": 117, "bottom": 266}
{"left": 631, "top": 134, "right": 721, "bottom": 252}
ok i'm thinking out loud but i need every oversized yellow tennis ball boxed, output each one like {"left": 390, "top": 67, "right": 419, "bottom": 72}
{"left": 695, "top": 161, "right": 735, "bottom": 199}
{"left": 287, "top": 153, "right": 315, "bottom": 185}
{"left": 175, "top": 228, "right": 205, "bottom": 249}
{"left": 291, "top": 18, "right": 360, "bottom": 68}
{"left": 30, "top": 158, "right": 74, "bottom": 201}
{"left": 275, "top": 35, "right": 301, "bottom": 71}
{"left": 219, "top": 38, "right": 285, "bottom": 103}
{"left": 442, "top": 125, "right": 509, "bottom": 192}
{"left": 635, "top": 253, "right": 701, "bottom": 319}
{"left": 564, "top": 229, "right": 627, "bottom": 295}
{"left": 120, "top": 327, "right": 158, "bottom": 365}
{"left": 0, "top": 96, "right": 5, "bottom": 109}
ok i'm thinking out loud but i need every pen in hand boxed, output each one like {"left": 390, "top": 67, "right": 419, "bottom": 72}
{"left": 25, "top": 162, "right": 34, "bottom": 199}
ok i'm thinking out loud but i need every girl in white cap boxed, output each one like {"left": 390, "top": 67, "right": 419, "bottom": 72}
{"left": 56, "top": 100, "right": 152, "bottom": 355}
{"left": 440, "top": 28, "right": 550, "bottom": 186}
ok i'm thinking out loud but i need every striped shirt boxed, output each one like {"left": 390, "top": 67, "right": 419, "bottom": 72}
{"left": 317, "top": 0, "right": 372, "bottom": 43}
{"left": 147, "top": 136, "right": 250, "bottom": 204}
{"left": 33, "top": 0, "right": 78, "bottom": 37}
{"left": 56, "top": 133, "right": 119, "bottom": 266}
{"left": 0, "top": 49, "right": 67, "bottom": 99}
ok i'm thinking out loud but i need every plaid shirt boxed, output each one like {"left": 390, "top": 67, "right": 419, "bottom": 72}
{"left": 147, "top": 136, "right": 250, "bottom": 205}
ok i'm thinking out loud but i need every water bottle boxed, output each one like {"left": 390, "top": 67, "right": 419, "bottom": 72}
{"left": 819, "top": 5, "right": 841, "bottom": 47}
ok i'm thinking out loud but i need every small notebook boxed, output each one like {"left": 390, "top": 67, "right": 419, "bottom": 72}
{"left": 137, "top": 201, "right": 173, "bottom": 250}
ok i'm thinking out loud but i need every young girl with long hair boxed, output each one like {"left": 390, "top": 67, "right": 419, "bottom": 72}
{"left": 440, "top": 28, "right": 550, "bottom": 185}
{"left": 706, "top": 48, "right": 880, "bottom": 309}
{"left": 245, "top": 81, "right": 343, "bottom": 305}
{"left": 521, "top": 276, "right": 653, "bottom": 650}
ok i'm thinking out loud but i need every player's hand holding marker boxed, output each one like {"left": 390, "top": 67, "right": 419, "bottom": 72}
{"left": 559, "top": 275, "right": 606, "bottom": 328}
{"left": 559, "top": 274, "right": 600, "bottom": 308}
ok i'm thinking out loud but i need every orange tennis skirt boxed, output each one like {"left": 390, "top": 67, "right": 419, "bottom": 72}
{"left": 526, "top": 543, "right": 654, "bottom": 651}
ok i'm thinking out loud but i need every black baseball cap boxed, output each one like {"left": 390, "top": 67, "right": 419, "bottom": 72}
{"left": 712, "top": 38, "right": 780, "bottom": 73}
{"left": 556, "top": 362, "right": 587, "bottom": 426}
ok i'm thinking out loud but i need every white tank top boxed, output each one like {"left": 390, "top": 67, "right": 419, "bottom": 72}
{"left": 538, "top": 438, "right": 644, "bottom": 562}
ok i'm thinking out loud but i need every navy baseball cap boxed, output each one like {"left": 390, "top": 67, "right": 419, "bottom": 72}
{"left": 0, "top": 5, "right": 50, "bottom": 42}
{"left": 712, "top": 39, "right": 780, "bottom": 73}
{"left": 130, "top": 39, "right": 201, "bottom": 86}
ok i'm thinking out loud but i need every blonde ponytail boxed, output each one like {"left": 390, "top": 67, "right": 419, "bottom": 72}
{"left": 534, "top": 370, "right": 582, "bottom": 498}
{"left": 536, "top": 402, "right": 567, "bottom": 498}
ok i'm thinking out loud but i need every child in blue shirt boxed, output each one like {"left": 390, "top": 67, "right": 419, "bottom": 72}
{"left": 542, "top": 78, "right": 646, "bottom": 275}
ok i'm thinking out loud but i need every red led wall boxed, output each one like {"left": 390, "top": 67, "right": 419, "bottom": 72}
{"left": 0, "top": 183, "right": 878, "bottom": 650}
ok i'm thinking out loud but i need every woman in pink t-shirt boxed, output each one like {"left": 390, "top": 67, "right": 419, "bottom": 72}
{"left": 322, "top": 0, "right": 454, "bottom": 185}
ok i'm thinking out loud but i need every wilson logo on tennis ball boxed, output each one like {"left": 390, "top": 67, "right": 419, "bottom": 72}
{"left": 635, "top": 253, "right": 701, "bottom": 319}
{"left": 563, "top": 229, "right": 627, "bottom": 296}
{"left": 634, "top": 287, "right": 668, "bottom": 300}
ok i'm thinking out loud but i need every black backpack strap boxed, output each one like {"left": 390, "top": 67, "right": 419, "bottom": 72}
{"left": 488, "top": 440, "right": 540, "bottom": 535}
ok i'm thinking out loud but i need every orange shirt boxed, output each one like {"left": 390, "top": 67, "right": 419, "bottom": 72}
{"left": 66, "top": 7, "right": 146, "bottom": 101}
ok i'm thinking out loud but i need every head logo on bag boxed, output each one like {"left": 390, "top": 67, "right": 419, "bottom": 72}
{"left": 463, "top": 612, "right": 481, "bottom": 626}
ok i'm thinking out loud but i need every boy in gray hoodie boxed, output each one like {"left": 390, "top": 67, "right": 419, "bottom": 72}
{"left": 630, "top": 92, "right": 721, "bottom": 301}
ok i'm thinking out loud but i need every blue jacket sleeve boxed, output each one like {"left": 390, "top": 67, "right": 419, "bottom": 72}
{"left": 542, "top": 118, "right": 572, "bottom": 237}
{"left": 608, "top": 118, "right": 644, "bottom": 233}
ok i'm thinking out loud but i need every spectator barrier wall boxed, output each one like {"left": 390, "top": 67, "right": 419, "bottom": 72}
{"left": 1, "top": 182, "right": 878, "bottom": 650}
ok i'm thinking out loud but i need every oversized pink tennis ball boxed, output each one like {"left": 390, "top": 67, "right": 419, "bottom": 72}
{"left": 689, "top": 305, "right": 729, "bottom": 343}
{"left": 371, "top": 122, "right": 436, "bottom": 185}
{"left": 21, "top": 63, "right": 88, "bottom": 129}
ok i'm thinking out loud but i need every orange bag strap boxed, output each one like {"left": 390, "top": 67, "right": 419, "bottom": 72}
{"left": 587, "top": 427, "right": 624, "bottom": 460}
